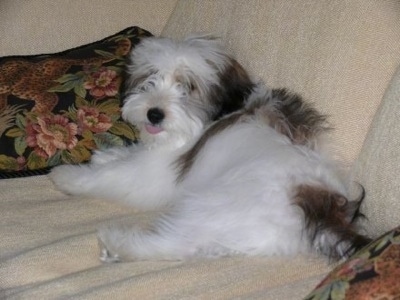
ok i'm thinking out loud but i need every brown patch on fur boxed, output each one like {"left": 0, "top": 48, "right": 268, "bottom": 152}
{"left": 175, "top": 112, "right": 244, "bottom": 182}
{"left": 293, "top": 184, "right": 371, "bottom": 259}
{"left": 270, "top": 89, "right": 330, "bottom": 147}
{"left": 211, "top": 58, "right": 254, "bottom": 120}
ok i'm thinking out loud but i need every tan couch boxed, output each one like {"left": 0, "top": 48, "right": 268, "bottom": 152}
{"left": 1, "top": 1, "right": 400, "bottom": 299}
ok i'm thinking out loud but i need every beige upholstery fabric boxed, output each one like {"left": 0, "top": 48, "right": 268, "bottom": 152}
{"left": 0, "top": 176, "right": 331, "bottom": 299}
{"left": 0, "top": 0, "right": 178, "bottom": 56}
{"left": 1, "top": 0, "right": 400, "bottom": 299}
{"left": 163, "top": 0, "right": 400, "bottom": 165}
{"left": 353, "top": 65, "right": 400, "bottom": 237}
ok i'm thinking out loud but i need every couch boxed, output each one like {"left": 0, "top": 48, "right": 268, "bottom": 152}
{"left": 1, "top": 1, "right": 400, "bottom": 299}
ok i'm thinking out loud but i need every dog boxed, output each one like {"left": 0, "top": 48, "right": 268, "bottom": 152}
{"left": 50, "top": 35, "right": 370, "bottom": 263}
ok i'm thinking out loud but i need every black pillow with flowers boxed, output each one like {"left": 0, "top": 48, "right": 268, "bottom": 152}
{"left": 304, "top": 225, "right": 400, "bottom": 299}
{"left": 0, "top": 26, "right": 152, "bottom": 178}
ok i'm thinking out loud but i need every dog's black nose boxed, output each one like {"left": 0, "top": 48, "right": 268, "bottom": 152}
{"left": 147, "top": 108, "right": 165, "bottom": 124}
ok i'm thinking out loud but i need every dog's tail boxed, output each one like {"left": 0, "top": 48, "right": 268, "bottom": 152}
{"left": 245, "top": 84, "right": 330, "bottom": 149}
{"left": 293, "top": 183, "right": 372, "bottom": 260}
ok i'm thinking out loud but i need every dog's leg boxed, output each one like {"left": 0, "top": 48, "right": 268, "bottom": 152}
{"left": 97, "top": 220, "right": 196, "bottom": 262}
{"left": 49, "top": 151, "right": 177, "bottom": 209}
{"left": 90, "top": 145, "right": 137, "bottom": 165}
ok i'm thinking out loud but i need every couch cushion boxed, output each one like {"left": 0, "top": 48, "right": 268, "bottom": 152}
{"left": 0, "top": 27, "right": 151, "bottom": 177}
{"left": 163, "top": 0, "right": 400, "bottom": 165}
{"left": 0, "top": 175, "right": 333, "bottom": 299}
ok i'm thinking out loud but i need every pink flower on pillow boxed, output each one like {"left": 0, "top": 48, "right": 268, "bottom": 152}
{"left": 16, "top": 156, "right": 27, "bottom": 171}
{"left": 83, "top": 67, "right": 119, "bottom": 98}
{"left": 77, "top": 106, "right": 112, "bottom": 133}
{"left": 26, "top": 115, "right": 78, "bottom": 158}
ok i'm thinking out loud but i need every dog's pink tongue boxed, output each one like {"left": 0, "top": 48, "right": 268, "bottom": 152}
{"left": 145, "top": 124, "right": 163, "bottom": 134}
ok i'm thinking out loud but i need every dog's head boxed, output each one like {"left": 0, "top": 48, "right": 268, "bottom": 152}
{"left": 122, "top": 35, "right": 254, "bottom": 149}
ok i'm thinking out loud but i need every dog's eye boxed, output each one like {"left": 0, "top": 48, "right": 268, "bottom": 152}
{"left": 189, "top": 82, "right": 197, "bottom": 92}
{"left": 181, "top": 82, "right": 196, "bottom": 93}
{"left": 138, "top": 81, "right": 155, "bottom": 92}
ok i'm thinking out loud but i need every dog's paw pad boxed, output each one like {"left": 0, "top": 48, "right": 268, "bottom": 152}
{"left": 98, "top": 237, "right": 120, "bottom": 263}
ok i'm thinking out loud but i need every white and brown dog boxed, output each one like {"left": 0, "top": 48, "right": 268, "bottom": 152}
{"left": 50, "top": 35, "right": 370, "bottom": 262}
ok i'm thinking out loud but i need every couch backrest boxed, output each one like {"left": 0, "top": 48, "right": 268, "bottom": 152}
{"left": 353, "top": 64, "right": 400, "bottom": 236}
{"left": 0, "top": 0, "right": 178, "bottom": 56}
{"left": 163, "top": 0, "right": 400, "bottom": 166}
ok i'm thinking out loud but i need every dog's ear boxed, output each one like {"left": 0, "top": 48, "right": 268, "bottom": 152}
{"left": 182, "top": 35, "right": 254, "bottom": 119}
{"left": 212, "top": 58, "right": 255, "bottom": 120}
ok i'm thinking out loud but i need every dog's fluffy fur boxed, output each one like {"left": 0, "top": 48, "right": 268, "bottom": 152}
{"left": 50, "top": 35, "right": 370, "bottom": 262}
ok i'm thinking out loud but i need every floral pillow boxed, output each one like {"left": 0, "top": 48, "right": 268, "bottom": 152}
{"left": 304, "top": 225, "right": 400, "bottom": 300}
{"left": 0, "top": 26, "right": 152, "bottom": 178}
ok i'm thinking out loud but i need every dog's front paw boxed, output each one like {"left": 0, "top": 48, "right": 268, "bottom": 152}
{"left": 49, "top": 164, "right": 87, "bottom": 195}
